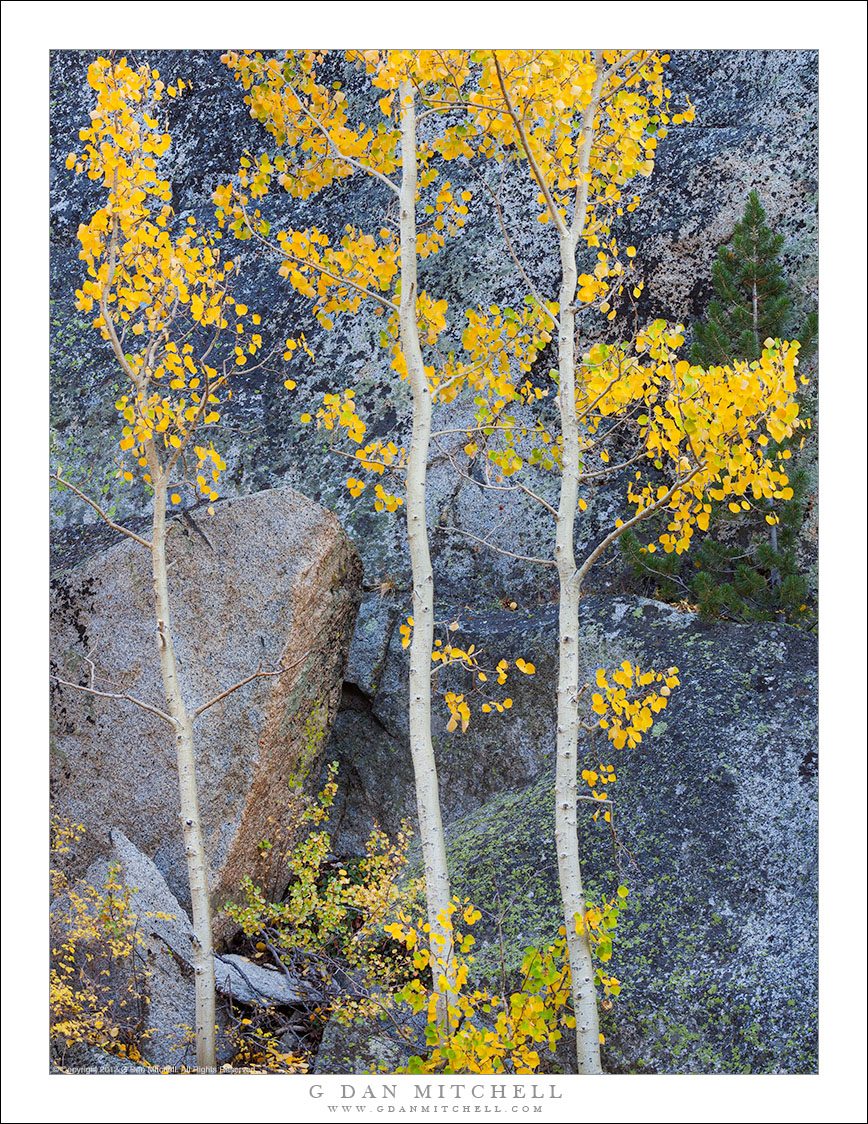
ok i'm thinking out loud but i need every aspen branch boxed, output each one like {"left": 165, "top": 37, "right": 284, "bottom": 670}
{"left": 98, "top": 186, "right": 143, "bottom": 388}
{"left": 430, "top": 50, "right": 467, "bottom": 107}
{"left": 600, "top": 49, "right": 641, "bottom": 89}
{"left": 234, "top": 195, "right": 399, "bottom": 314}
{"left": 429, "top": 364, "right": 482, "bottom": 399}
{"left": 415, "top": 105, "right": 452, "bottom": 123}
{"left": 432, "top": 435, "right": 558, "bottom": 517}
{"left": 163, "top": 369, "right": 212, "bottom": 480}
{"left": 433, "top": 397, "right": 525, "bottom": 519}
{"left": 573, "top": 376, "right": 626, "bottom": 433}
{"left": 434, "top": 523, "right": 556, "bottom": 567}
{"left": 284, "top": 77, "right": 401, "bottom": 198}
{"left": 597, "top": 51, "right": 654, "bottom": 112}
{"left": 578, "top": 448, "right": 647, "bottom": 482}
{"left": 575, "top": 462, "right": 706, "bottom": 585}
{"left": 328, "top": 445, "right": 407, "bottom": 471}
{"left": 430, "top": 423, "right": 538, "bottom": 440}
{"left": 195, "top": 294, "right": 231, "bottom": 368}
{"left": 578, "top": 412, "right": 640, "bottom": 457}
{"left": 416, "top": 92, "right": 514, "bottom": 118}
{"left": 282, "top": 248, "right": 399, "bottom": 313}
{"left": 493, "top": 52, "right": 569, "bottom": 242}
{"left": 50, "top": 675, "right": 176, "bottom": 727}
{"left": 427, "top": 353, "right": 510, "bottom": 399}
{"left": 474, "top": 170, "right": 559, "bottom": 331}
{"left": 192, "top": 651, "right": 311, "bottom": 719}
{"left": 577, "top": 392, "right": 645, "bottom": 453}
{"left": 51, "top": 471, "right": 153, "bottom": 550}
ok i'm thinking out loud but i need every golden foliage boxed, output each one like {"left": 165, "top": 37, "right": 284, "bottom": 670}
{"left": 50, "top": 817, "right": 149, "bottom": 1069}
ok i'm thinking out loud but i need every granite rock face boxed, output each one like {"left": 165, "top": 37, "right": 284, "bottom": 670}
{"left": 50, "top": 49, "right": 818, "bottom": 606}
{"left": 328, "top": 595, "right": 818, "bottom": 1074}
{"left": 638, "top": 50, "right": 819, "bottom": 326}
{"left": 50, "top": 487, "right": 362, "bottom": 933}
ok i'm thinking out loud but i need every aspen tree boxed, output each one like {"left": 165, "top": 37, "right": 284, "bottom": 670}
{"left": 54, "top": 56, "right": 296, "bottom": 1070}
{"left": 444, "top": 49, "right": 808, "bottom": 1072}
{"left": 216, "top": 49, "right": 491, "bottom": 1022}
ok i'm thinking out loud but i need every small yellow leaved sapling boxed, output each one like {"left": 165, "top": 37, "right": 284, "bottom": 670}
{"left": 224, "top": 763, "right": 424, "bottom": 1057}
{"left": 50, "top": 816, "right": 148, "bottom": 1069}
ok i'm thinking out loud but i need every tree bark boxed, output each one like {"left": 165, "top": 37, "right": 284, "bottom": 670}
{"left": 149, "top": 450, "right": 217, "bottom": 1071}
{"left": 398, "top": 80, "right": 456, "bottom": 1023}
{"left": 551, "top": 56, "right": 607, "bottom": 1076}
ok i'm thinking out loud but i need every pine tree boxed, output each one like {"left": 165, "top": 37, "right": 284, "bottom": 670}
{"left": 691, "top": 190, "right": 816, "bottom": 366}
{"left": 621, "top": 191, "right": 816, "bottom": 628}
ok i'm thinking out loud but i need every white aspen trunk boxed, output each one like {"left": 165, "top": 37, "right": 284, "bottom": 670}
{"left": 397, "top": 81, "right": 456, "bottom": 1022}
{"left": 552, "top": 58, "right": 607, "bottom": 1076}
{"left": 553, "top": 239, "right": 603, "bottom": 1075}
{"left": 149, "top": 451, "right": 217, "bottom": 1071}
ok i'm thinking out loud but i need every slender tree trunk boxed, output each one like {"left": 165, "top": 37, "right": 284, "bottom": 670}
{"left": 490, "top": 48, "right": 605, "bottom": 1070}
{"left": 398, "top": 81, "right": 455, "bottom": 1021}
{"left": 149, "top": 449, "right": 217, "bottom": 1070}
{"left": 552, "top": 57, "right": 606, "bottom": 1075}
{"left": 553, "top": 238, "right": 603, "bottom": 1074}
